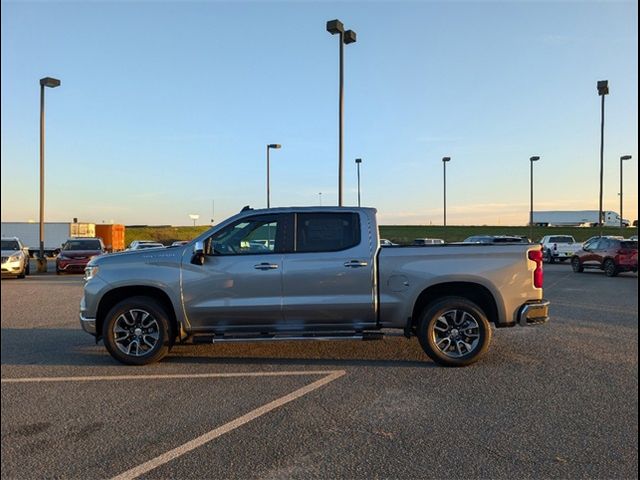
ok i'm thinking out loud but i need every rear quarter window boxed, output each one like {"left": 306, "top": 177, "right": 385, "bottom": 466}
{"left": 296, "top": 212, "right": 360, "bottom": 252}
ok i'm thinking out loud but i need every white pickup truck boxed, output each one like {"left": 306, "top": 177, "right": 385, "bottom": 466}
{"left": 540, "top": 235, "right": 582, "bottom": 264}
{"left": 80, "top": 207, "right": 549, "bottom": 367}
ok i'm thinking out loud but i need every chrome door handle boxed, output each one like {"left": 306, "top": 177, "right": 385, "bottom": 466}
{"left": 254, "top": 263, "right": 279, "bottom": 270}
{"left": 344, "top": 260, "right": 368, "bottom": 268}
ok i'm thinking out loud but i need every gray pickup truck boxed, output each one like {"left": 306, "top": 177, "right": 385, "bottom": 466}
{"left": 80, "top": 207, "right": 549, "bottom": 367}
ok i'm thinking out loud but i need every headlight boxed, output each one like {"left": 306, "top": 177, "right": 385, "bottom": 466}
{"left": 84, "top": 265, "right": 99, "bottom": 281}
{"left": 8, "top": 253, "right": 23, "bottom": 263}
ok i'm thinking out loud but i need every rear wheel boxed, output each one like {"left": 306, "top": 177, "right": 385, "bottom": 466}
{"left": 417, "top": 296, "right": 492, "bottom": 367}
{"left": 103, "top": 296, "right": 172, "bottom": 365}
{"left": 571, "top": 257, "right": 583, "bottom": 273}
{"left": 545, "top": 250, "right": 555, "bottom": 264}
{"left": 603, "top": 259, "right": 618, "bottom": 277}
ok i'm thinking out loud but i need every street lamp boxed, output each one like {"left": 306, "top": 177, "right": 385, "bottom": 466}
{"left": 597, "top": 80, "right": 609, "bottom": 232}
{"left": 355, "top": 158, "right": 362, "bottom": 207}
{"left": 529, "top": 156, "right": 540, "bottom": 241}
{"left": 266, "top": 144, "right": 281, "bottom": 208}
{"left": 318, "top": 192, "right": 323, "bottom": 206}
{"left": 442, "top": 157, "right": 451, "bottom": 231}
{"left": 327, "top": 19, "right": 357, "bottom": 206}
{"left": 620, "top": 155, "right": 632, "bottom": 230}
{"left": 38, "top": 76, "right": 61, "bottom": 272}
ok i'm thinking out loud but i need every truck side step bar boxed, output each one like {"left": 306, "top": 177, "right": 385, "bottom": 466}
{"left": 190, "top": 331, "right": 385, "bottom": 344}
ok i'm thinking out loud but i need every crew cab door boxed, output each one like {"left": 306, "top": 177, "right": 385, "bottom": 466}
{"left": 181, "top": 214, "right": 290, "bottom": 331}
{"left": 281, "top": 211, "right": 376, "bottom": 329}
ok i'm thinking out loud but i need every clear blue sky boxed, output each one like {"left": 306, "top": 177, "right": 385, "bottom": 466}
{"left": 1, "top": 0, "right": 637, "bottom": 226}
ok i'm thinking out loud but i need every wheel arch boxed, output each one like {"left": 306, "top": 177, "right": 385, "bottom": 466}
{"left": 96, "top": 286, "right": 178, "bottom": 343}
{"left": 410, "top": 282, "right": 500, "bottom": 330}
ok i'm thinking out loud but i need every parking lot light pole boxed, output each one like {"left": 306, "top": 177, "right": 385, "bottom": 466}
{"left": 355, "top": 158, "right": 362, "bottom": 206}
{"left": 529, "top": 156, "right": 540, "bottom": 241}
{"left": 620, "top": 155, "right": 632, "bottom": 230}
{"left": 442, "top": 157, "right": 451, "bottom": 231}
{"left": 319, "top": 192, "right": 322, "bottom": 205}
{"left": 327, "top": 19, "right": 356, "bottom": 206}
{"left": 597, "top": 80, "right": 609, "bottom": 234}
{"left": 38, "top": 77, "right": 61, "bottom": 273}
{"left": 266, "top": 144, "right": 281, "bottom": 208}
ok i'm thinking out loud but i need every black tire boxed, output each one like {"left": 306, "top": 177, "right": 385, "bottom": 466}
{"left": 103, "top": 296, "right": 173, "bottom": 365}
{"left": 25, "top": 260, "right": 30, "bottom": 276}
{"left": 417, "top": 296, "right": 493, "bottom": 367}
{"left": 603, "top": 259, "right": 618, "bottom": 277}
{"left": 546, "top": 250, "right": 555, "bottom": 264}
{"left": 17, "top": 267, "right": 26, "bottom": 279}
{"left": 571, "top": 257, "right": 583, "bottom": 273}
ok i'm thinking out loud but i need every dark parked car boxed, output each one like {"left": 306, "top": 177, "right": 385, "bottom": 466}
{"left": 571, "top": 236, "right": 638, "bottom": 277}
{"left": 56, "top": 238, "right": 105, "bottom": 274}
{"left": 463, "top": 235, "right": 529, "bottom": 244}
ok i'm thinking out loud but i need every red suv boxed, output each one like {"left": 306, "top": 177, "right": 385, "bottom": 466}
{"left": 571, "top": 236, "right": 638, "bottom": 277}
{"left": 56, "top": 238, "right": 105, "bottom": 274}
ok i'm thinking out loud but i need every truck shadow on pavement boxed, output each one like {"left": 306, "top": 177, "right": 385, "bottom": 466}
{"left": 0, "top": 328, "right": 435, "bottom": 369}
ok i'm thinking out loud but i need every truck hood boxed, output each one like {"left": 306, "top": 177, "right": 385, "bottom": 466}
{"left": 89, "top": 246, "right": 185, "bottom": 266}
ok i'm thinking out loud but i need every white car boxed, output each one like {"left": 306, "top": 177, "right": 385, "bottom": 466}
{"left": 413, "top": 238, "right": 445, "bottom": 245}
{"left": 1, "top": 237, "right": 30, "bottom": 278}
{"left": 380, "top": 239, "right": 398, "bottom": 246}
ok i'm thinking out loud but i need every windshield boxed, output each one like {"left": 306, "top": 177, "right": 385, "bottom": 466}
{"left": 621, "top": 241, "right": 637, "bottom": 250}
{"left": 138, "top": 243, "right": 163, "bottom": 249}
{"left": 63, "top": 240, "right": 102, "bottom": 251}
{"left": 1, "top": 240, "right": 20, "bottom": 250}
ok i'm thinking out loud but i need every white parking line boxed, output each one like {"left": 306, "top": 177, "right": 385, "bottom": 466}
{"left": 0, "top": 370, "right": 343, "bottom": 384}
{"left": 1, "top": 370, "right": 347, "bottom": 480}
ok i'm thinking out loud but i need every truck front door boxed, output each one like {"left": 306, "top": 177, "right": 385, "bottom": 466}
{"left": 281, "top": 211, "right": 376, "bottom": 330}
{"left": 181, "top": 214, "right": 289, "bottom": 332}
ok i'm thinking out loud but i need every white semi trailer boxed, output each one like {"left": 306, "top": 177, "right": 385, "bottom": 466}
{"left": 1, "top": 222, "right": 95, "bottom": 257}
{"left": 531, "top": 211, "right": 628, "bottom": 227}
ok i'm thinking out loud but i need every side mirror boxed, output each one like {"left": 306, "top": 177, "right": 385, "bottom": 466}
{"left": 191, "top": 240, "right": 205, "bottom": 265}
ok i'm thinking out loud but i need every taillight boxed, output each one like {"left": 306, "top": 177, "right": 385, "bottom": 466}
{"left": 528, "top": 249, "right": 544, "bottom": 288}
{"left": 553, "top": 243, "right": 558, "bottom": 251}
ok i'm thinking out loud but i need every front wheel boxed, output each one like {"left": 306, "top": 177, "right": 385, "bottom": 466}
{"left": 571, "top": 257, "right": 583, "bottom": 273}
{"left": 417, "top": 296, "right": 493, "bottom": 367}
{"left": 603, "top": 259, "right": 618, "bottom": 277}
{"left": 103, "top": 296, "right": 173, "bottom": 365}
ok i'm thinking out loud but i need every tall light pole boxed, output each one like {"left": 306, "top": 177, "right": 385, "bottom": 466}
{"left": 327, "top": 19, "right": 357, "bottom": 206}
{"left": 529, "top": 156, "right": 540, "bottom": 241}
{"left": 355, "top": 158, "right": 362, "bottom": 207}
{"left": 38, "top": 77, "right": 61, "bottom": 272}
{"left": 620, "top": 155, "right": 632, "bottom": 230}
{"left": 318, "top": 192, "right": 323, "bottom": 205}
{"left": 266, "top": 144, "right": 281, "bottom": 208}
{"left": 442, "top": 157, "right": 451, "bottom": 231}
{"left": 597, "top": 80, "right": 609, "bottom": 234}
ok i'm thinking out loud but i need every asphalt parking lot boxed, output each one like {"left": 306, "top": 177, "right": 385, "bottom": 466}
{"left": 1, "top": 264, "right": 638, "bottom": 479}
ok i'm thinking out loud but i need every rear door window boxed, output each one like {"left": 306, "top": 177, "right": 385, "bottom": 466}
{"left": 296, "top": 212, "right": 360, "bottom": 252}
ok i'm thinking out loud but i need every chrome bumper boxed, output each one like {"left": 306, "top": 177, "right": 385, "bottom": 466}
{"left": 79, "top": 314, "right": 97, "bottom": 335}
{"left": 517, "top": 299, "right": 550, "bottom": 326}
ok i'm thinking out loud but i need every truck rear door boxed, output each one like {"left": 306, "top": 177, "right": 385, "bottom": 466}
{"left": 281, "top": 211, "right": 376, "bottom": 329}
